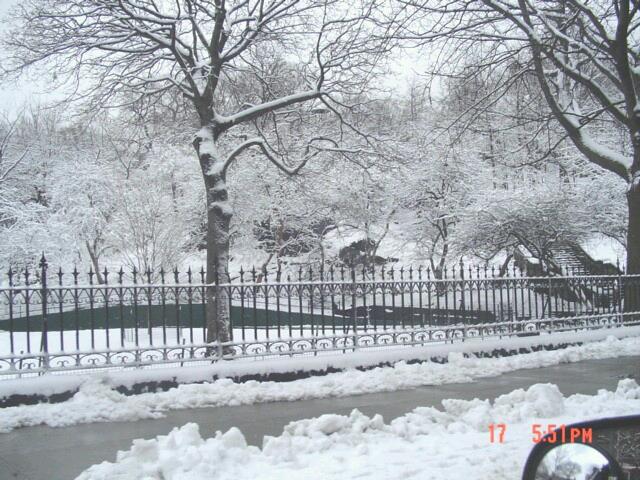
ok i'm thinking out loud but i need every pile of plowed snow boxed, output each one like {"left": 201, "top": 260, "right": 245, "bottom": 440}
{"left": 76, "top": 379, "right": 640, "bottom": 480}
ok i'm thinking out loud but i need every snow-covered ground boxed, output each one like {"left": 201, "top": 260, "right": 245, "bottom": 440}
{"left": 580, "top": 234, "right": 626, "bottom": 265}
{"left": 75, "top": 379, "right": 640, "bottom": 480}
{"left": 2, "top": 325, "right": 639, "bottom": 398}
{"left": 1, "top": 333, "right": 640, "bottom": 433}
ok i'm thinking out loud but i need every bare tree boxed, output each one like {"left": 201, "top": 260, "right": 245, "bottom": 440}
{"left": 399, "top": 0, "right": 640, "bottom": 283}
{"left": 0, "top": 113, "right": 28, "bottom": 187}
{"left": 3, "top": 0, "right": 393, "bottom": 343}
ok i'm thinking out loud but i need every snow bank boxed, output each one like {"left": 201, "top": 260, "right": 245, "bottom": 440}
{"left": 3, "top": 325, "right": 640, "bottom": 400}
{"left": 1, "top": 334, "right": 639, "bottom": 433}
{"left": 76, "top": 379, "right": 640, "bottom": 480}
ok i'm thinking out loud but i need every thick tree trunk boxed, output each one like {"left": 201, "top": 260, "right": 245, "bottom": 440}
{"left": 194, "top": 126, "right": 232, "bottom": 346}
{"left": 628, "top": 184, "right": 640, "bottom": 274}
{"left": 204, "top": 173, "right": 232, "bottom": 344}
{"left": 625, "top": 180, "right": 640, "bottom": 314}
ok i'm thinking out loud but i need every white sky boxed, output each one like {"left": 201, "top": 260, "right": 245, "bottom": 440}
{"left": 0, "top": 0, "right": 56, "bottom": 117}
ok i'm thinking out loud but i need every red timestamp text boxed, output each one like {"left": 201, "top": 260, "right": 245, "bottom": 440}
{"left": 531, "top": 424, "right": 593, "bottom": 444}
{"left": 488, "top": 423, "right": 507, "bottom": 443}
{"left": 488, "top": 423, "right": 594, "bottom": 444}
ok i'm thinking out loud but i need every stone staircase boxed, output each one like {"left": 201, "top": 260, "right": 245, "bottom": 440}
{"left": 514, "top": 242, "right": 622, "bottom": 309}
{"left": 548, "top": 242, "right": 621, "bottom": 276}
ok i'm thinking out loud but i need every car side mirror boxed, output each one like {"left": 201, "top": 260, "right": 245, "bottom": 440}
{"left": 534, "top": 443, "right": 614, "bottom": 479}
{"left": 521, "top": 415, "right": 640, "bottom": 480}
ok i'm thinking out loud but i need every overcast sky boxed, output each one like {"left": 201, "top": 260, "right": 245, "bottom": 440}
{"left": 0, "top": 0, "right": 51, "bottom": 117}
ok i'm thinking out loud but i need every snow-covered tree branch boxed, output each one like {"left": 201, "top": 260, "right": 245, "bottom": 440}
{"left": 2, "top": 0, "right": 394, "bottom": 342}
{"left": 398, "top": 0, "right": 640, "bottom": 283}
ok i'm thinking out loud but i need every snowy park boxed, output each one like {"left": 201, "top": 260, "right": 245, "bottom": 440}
{"left": 1, "top": 0, "right": 640, "bottom": 478}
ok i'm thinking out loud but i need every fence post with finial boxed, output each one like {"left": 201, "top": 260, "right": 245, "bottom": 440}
{"left": 417, "top": 265, "right": 424, "bottom": 327}
{"left": 307, "top": 265, "right": 315, "bottom": 341}
{"left": 251, "top": 266, "right": 258, "bottom": 339}
{"left": 380, "top": 265, "right": 387, "bottom": 330}
{"left": 57, "top": 266, "right": 64, "bottom": 351}
{"left": 263, "top": 265, "right": 270, "bottom": 340}
{"left": 286, "top": 271, "right": 293, "bottom": 339}
{"left": 459, "top": 258, "right": 465, "bottom": 313}
{"left": 173, "top": 267, "right": 181, "bottom": 345}
{"left": 399, "top": 266, "right": 406, "bottom": 330}
{"left": 159, "top": 267, "right": 168, "bottom": 345}
{"left": 318, "top": 264, "right": 326, "bottom": 336}
{"left": 239, "top": 266, "right": 246, "bottom": 341}
{"left": 351, "top": 265, "right": 358, "bottom": 350}
{"left": 276, "top": 264, "right": 283, "bottom": 338}
{"left": 102, "top": 266, "right": 111, "bottom": 350}
{"left": 185, "top": 266, "right": 194, "bottom": 346}
{"left": 145, "top": 267, "right": 153, "bottom": 345}
{"left": 117, "top": 267, "right": 125, "bottom": 347}
{"left": 132, "top": 266, "right": 140, "bottom": 348}
{"left": 199, "top": 266, "right": 206, "bottom": 344}
{"left": 408, "top": 266, "right": 414, "bottom": 329}
{"left": 39, "top": 254, "right": 49, "bottom": 372}
{"left": 8, "top": 267, "right": 14, "bottom": 355}
{"left": 24, "top": 265, "right": 32, "bottom": 353}
{"left": 458, "top": 258, "right": 466, "bottom": 340}
{"left": 329, "top": 265, "right": 336, "bottom": 334}
{"left": 71, "top": 266, "right": 80, "bottom": 351}
{"left": 616, "top": 258, "right": 623, "bottom": 324}
{"left": 213, "top": 267, "right": 222, "bottom": 358}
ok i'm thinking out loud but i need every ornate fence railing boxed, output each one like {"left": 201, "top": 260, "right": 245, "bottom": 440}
{"left": 1, "top": 258, "right": 640, "bottom": 378}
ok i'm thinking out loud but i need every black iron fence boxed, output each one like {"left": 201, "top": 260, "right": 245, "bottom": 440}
{"left": 1, "top": 257, "right": 640, "bottom": 377}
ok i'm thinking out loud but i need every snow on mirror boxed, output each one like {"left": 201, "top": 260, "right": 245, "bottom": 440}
{"left": 535, "top": 443, "right": 611, "bottom": 480}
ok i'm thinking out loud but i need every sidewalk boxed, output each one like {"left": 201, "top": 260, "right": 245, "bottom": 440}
{"left": 0, "top": 355, "right": 638, "bottom": 480}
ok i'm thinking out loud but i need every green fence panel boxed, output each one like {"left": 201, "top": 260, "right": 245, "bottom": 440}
{"left": 0, "top": 305, "right": 368, "bottom": 332}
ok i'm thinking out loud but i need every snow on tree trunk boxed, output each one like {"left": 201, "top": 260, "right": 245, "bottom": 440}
{"left": 626, "top": 169, "right": 640, "bottom": 314}
{"left": 628, "top": 180, "right": 640, "bottom": 274}
{"left": 194, "top": 126, "right": 231, "bottom": 346}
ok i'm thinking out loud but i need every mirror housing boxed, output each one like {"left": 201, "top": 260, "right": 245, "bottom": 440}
{"left": 522, "top": 415, "right": 640, "bottom": 480}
